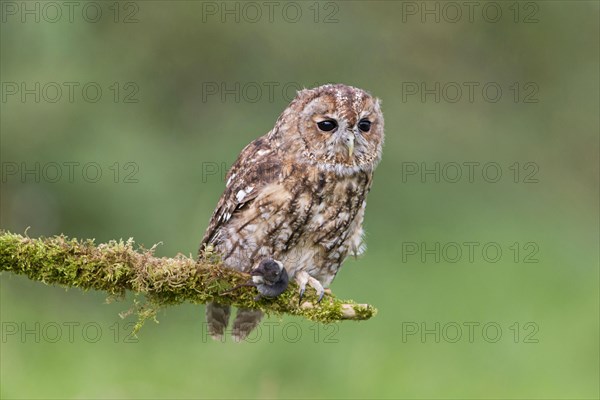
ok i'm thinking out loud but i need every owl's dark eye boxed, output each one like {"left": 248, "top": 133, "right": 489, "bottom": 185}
{"left": 358, "top": 119, "right": 371, "bottom": 132}
{"left": 317, "top": 119, "right": 337, "bottom": 132}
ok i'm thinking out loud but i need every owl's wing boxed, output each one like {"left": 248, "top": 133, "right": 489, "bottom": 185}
{"left": 200, "top": 136, "right": 281, "bottom": 251}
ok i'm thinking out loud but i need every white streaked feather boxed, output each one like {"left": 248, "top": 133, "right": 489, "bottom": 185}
{"left": 226, "top": 173, "right": 236, "bottom": 187}
{"left": 236, "top": 189, "right": 247, "bottom": 202}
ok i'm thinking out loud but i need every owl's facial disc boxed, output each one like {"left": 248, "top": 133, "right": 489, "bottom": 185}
{"left": 289, "top": 84, "right": 384, "bottom": 173}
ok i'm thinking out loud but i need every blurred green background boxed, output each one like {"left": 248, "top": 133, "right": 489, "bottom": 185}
{"left": 1, "top": 1, "right": 598, "bottom": 399}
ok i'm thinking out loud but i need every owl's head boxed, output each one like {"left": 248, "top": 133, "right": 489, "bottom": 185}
{"left": 274, "top": 84, "right": 384, "bottom": 175}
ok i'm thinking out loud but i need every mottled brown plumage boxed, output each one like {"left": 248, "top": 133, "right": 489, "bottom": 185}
{"left": 200, "top": 84, "right": 384, "bottom": 341}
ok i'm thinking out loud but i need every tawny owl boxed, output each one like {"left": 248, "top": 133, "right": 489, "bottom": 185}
{"left": 199, "top": 84, "right": 384, "bottom": 341}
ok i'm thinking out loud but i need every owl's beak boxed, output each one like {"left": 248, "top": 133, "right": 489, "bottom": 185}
{"left": 346, "top": 135, "right": 355, "bottom": 158}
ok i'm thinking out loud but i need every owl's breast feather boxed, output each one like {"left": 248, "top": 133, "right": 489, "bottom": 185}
{"left": 215, "top": 170, "right": 371, "bottom": 286}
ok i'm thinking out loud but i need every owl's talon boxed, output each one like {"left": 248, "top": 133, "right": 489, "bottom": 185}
{"left": 296, "top": 270, "right": 309, "bottom": 305}
{"left": 307, "top": 276, "right": 325, "bottom": 303}
{"left": 298, "top": 288, "right": 305, "bottom": 305}
{"left": 295, "top": 271, "right": 325, "bottom": 304}
{"left": 317, "top": 291, "right": 325, "bottom": 303}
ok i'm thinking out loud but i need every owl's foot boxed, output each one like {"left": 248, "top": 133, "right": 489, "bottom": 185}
{"left": 296, "top": 271, "right": 325, "bottom": 305}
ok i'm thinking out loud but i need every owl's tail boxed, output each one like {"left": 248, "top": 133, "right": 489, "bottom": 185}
{"left": 205, "top": 302, "right": 231, "bottom": 340}
{"left": 232, "top": 308, "right": 263, "bottom": 342}
{"left": 206, "top": 303, "right": 263, "bottom": 342}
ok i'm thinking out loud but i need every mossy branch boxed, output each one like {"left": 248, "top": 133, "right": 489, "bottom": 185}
{"left": 0, "top": 231, "right": 376, "bottom": 328}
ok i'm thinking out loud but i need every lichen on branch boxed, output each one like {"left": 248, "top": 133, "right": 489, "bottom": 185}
{"left": 0, "top": 231, "right": 377, "bottom": 329}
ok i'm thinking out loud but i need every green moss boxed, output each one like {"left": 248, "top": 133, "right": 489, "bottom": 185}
{"left": 0, "top": 230, "right": 376, "bottom": 331}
